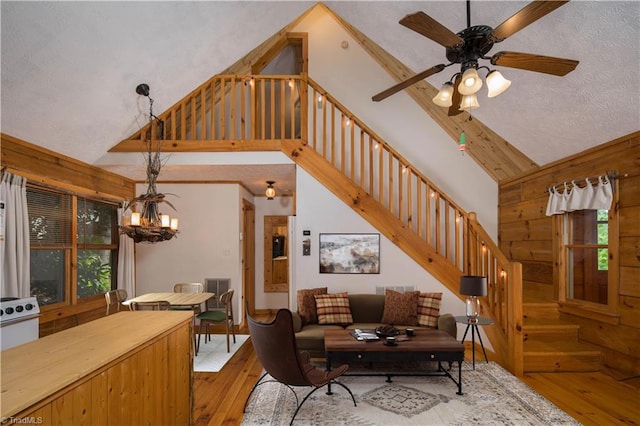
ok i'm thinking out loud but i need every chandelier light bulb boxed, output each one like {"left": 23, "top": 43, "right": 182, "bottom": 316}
{"left": 432, "top": 82, "right": 454, "bottom": 107}
{"left": 458, "top": 68, "right": 483, "bottom": 95}
{"left": 486, "top": 70, "right": 511, "bottom": 98}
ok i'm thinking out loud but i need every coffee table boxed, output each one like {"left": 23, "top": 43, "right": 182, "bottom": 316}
{"left": 324, "top": 329, "right": 464, "bottom": 395}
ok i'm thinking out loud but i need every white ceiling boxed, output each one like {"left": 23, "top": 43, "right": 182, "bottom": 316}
{"left": 2, "top": 1, "right": 639, "bottom": 195}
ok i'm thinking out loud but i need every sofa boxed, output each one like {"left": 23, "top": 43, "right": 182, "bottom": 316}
{"left": 291, "top": 290, "right": 457, "bottom": 358}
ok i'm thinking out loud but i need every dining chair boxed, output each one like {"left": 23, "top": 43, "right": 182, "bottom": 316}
{"left": 129, "top": 301, "right": 172, "bottom": 311}
{"left": 172, "top": 282, "right": 205, "bottom": 313}
{"left": 196, "top": 289, "right": 236, "bottom": 352}
{"left": 105, "top": 289, "right": 128, "bottom": 315}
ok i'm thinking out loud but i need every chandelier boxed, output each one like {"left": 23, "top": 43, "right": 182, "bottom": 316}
{"left": 119, "top": 83, "right": 179, "bottom": 243}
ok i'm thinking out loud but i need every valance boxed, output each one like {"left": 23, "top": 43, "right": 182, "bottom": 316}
{"left": 545, "top": 175, "right": 613, "bottom": 216}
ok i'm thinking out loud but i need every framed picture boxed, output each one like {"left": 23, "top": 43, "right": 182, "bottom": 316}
{"left": 319, "top": 233, "right": 380, "bottom": 274}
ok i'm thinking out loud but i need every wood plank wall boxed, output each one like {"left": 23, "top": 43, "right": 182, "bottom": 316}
{"left": 499, "top": 130, "right": 640, "bottom": 376}
{"left": 1, "top": 133, "right": 135, "bottom": 335}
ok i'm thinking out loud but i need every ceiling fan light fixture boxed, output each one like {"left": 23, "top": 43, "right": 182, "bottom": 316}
{"left": 433, "top": 82, "right": 454, "bottom": 107}
{"left": 486, "top": 70, "right": 511, "bottom": 98}
{"left": 458, "top": 67, "right": 483, "bottom": 95}
{"left": 459, "top": 94, "right": 480, "bottom": 111}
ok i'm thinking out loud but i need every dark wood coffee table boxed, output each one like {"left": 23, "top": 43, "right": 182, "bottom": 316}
{"left": 324, "top": 329, "right": 464, "bottom": 395}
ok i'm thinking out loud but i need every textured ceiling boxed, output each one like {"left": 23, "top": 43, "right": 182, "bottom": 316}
{"left": 2, "top": 1, "right": 639, "bottom": 193}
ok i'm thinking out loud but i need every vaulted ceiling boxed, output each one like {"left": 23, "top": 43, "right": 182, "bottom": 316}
{"left": 2, "top": 1, "right": 638, "bottom": 194}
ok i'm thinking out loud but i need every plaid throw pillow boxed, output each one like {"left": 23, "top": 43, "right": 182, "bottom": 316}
{"left": 315, "top": 292, "right": 353, "bottom": 325}
{"left": 380, "top": 289, "right": 420, "bottom": 325}
{"left": 417, "top": 292, "right": 442, "bottom": 327}
{"left": 297, "top": 287, "right": 327, "bottom": 325}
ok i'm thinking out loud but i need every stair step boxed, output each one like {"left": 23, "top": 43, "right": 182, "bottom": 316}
{"left": 523, "top": 302, "right": 560, "bottom": 320}
{"left": 523, "top": 317, "right": 581, "bottom": 344}
{"left": 523, "top": 340, "right": 602, "bottom": 373}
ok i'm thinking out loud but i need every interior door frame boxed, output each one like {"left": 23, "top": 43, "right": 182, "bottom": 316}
{"left": 242, "top": 199, "right": 256, "bottom": 324}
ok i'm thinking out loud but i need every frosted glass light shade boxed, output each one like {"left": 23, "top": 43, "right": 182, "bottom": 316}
{"left": 459, "top": 94, "right": 480, "bottom": 110}
{"left": 432, "top": 82, "right": 454, "bottom": 107}
{"left": 458, "top": 68, "right": 483, "bottom": 95}
{"left": 486, "top": 70, "right": 511, "bottom": 98}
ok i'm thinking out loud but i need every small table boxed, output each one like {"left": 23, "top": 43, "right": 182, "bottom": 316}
{"left": 454, "top": 316, "right": 493, "bottom": 369}
{"left": 324, "top": 329, "right": 465, "bottom": 395}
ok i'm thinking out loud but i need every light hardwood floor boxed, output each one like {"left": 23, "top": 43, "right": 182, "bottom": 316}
{"left": 194, "top": 329, "right": 640, "bottom": 426}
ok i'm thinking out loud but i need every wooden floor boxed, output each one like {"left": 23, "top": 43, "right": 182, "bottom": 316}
{"left": 194, "top": 328, "right": 640, "bottom": 426}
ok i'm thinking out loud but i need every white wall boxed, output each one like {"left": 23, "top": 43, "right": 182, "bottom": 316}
{"left": 293, "top": 169, "right": 465, "bottom": 316}
{"left": 135, "top": 183, "right": 243, "bottom": 322}
{"left": 293, "top": 7, "right": 498, "bottom": 236}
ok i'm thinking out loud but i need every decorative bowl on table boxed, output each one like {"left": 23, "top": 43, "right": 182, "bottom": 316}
{"left": 375, "top": 325, "right": 400, "bottom": 338}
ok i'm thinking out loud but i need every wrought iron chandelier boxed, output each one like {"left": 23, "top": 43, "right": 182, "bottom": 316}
{"left": 119, "top": 83, "right": 179, "bottom": 243}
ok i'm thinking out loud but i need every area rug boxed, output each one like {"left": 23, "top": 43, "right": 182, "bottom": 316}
{"left": 194, "top": 334, "right": 249, "bottom": 372}
{"left": 241, "top": 361, "right": 579, "bottom": 425}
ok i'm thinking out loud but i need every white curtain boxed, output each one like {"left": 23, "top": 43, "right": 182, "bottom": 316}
{"left": 1, "top": 172, "right": 30, "bottom": 297}
{"left": 546, "top": 175, "right": 613, "bottom": 216}
{"left": 117, "top": 206, "right": 136, "bottom": 297}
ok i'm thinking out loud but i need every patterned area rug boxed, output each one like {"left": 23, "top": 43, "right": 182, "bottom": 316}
{"left": 241, "top": 362, "right": 579, "bottom": 425}
{"left": 193, "top": 334, "right": 249, "bottom": 372}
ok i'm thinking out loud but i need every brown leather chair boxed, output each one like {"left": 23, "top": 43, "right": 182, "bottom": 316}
{"left": 244, "top": 309, "right": 356, "bottom": 424}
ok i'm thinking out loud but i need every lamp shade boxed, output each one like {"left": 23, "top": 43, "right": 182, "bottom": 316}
{"left": 460, "top": 275, "right": 487, "bottom": 296}
{"left": 432, "top": 82, "right": 454, "bottom": 107}
{"left": 486, "top": 70, "right": 511, "bottom": 98}
{"left": 459, "top": 94, "right": 480, "bottom": 110}
{"left": 458, "top": 68, "right": 483, "bottom": 95}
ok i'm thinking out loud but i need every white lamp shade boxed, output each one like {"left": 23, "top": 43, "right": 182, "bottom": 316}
{"left": 432, "top": 82, "right": 454, "bottom": 107}
{"left": 130, "top": 212, "right": 141, "bottom": 226}
{"left": 170, "top": 218, "right": 179, "bottom": 230}
{"left": 161, "top": 214, "right": 170, "bottom": 228}
{"left": 459, "top": 94, "right": 480, "bottom": 110}
{"left": 486, "top": 70, "right": 511, "bottom": 98}
{"left": 458, "top": 68, "right": 483, "bottom": 95}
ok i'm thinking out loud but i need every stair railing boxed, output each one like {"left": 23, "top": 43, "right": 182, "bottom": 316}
{"left": 121, "top": 73, "right": 524, "bottom": 374}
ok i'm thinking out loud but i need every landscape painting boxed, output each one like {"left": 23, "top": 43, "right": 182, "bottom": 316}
{"left": 319, "top": 233, "right": 380, "bottom": 274}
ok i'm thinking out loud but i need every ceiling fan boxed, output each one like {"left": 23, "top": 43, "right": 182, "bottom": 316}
{"left": 372, "top": 0, "right": 579, "bottom": 115}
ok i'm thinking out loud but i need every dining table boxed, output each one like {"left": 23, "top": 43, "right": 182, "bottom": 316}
{"left": 123, "top": 292, "right": 215, "bottom": 355}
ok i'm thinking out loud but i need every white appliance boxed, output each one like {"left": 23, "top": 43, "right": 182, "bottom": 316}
{"left": 0, "top": 297, "right": 40, "bottom": 350}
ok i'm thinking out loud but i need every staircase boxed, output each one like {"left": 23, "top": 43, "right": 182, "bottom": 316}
{"left": 523, "top": 302, "right": 601, "bottom": 372}
{"left": 112, "top": 72, "right": 603, "bottom": 376}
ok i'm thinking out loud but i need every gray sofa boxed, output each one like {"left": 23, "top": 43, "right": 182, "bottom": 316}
{"left": 291, "top": 293, "right": 457, "bottom": 358}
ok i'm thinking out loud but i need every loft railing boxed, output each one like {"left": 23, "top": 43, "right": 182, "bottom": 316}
{"left": 122, "top": 73, "right": 524, "bottom": 374}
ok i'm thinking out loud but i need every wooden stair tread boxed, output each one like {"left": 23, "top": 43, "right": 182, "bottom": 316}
{"left": 523, "top": 318, "right": 579, "bottom": 328}
{"left": 524, "top": 339, "right": 601, "bottom": 354}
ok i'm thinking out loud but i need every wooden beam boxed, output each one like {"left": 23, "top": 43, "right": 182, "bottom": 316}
{"left": 321, "top": 3, "right": 539, "bottom": 182}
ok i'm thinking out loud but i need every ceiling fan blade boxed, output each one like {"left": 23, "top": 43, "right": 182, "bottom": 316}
{"left": 491, "top": 0, "right": 569, "bottom": 42}
{"left": 372, "top": 64, "right": 446, "bottom": 102}
{"left": 491, "top": 51, "right": 579, "bottom": 76}
{"left": 448, "top": 75, "right": 464, "bottom": 116}
{"left": 400, "top": 11, "right": 463, "bottom": 48}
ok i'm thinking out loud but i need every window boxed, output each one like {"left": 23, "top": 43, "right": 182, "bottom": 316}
{"left": 564, "top": 209, "right": 610, "bottom": 305}
{"left": 27, "top": 186, "right": 118, "bottom": 307}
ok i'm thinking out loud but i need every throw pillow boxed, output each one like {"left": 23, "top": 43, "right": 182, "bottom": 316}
{"left": 297, "top": 287, "right": 327, "bottom": 325}
{"left": 380, "top": 289, "right": 420, "bottom": 325}
{"left": 417, "top": 292, "right": 442, "bottom": 328}
{"left": 315, "top": 292, "right": 353, "bottom": 325}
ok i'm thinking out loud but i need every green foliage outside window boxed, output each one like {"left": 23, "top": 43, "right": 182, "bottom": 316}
{"left": 597, "top": 210, "right": 608, "bottom": 271}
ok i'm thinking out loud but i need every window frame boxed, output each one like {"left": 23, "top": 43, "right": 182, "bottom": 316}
{"left": 27, "top": 183, "right": 120, "bottom": 311}
{"left": 556, "top": 183, "right": 620, "bottom": 323}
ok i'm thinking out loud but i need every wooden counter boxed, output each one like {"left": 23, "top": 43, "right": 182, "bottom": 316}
{"left": 1, "top": 311, "right": 193, "bottom": 425}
